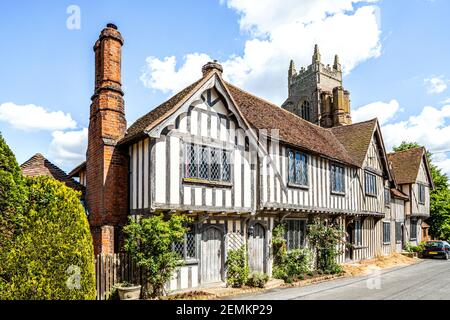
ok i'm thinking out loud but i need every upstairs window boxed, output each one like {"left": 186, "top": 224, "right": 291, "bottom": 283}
{"left": 365, "top": 171, "right": 377, "bottom": 196}
{"left": 418, "top": 184, "right": 426, "bottom": 204}
{"left": 185, "top": 143, "right": 231, "bottom": 183}
{"left": 331, "top": 163, "right": 345, "bottom": 194}
{"left": 288, "top": 150, "right": 309, "bottom": 187}
{"left": 384, "top": 188, "right": 391, "bottom": 206}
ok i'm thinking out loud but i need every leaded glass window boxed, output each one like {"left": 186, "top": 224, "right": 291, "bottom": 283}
{"left": 331, "top": 163, "right": 345, "bottom": 194}
{"left": 184, "top": 143, "right": 231, "bottom": 183}
{"left": 173, "top": 225, "right": 197, "bottom": 261}
{"left": 288, "top": 150, "right": 308, "bottom": 187}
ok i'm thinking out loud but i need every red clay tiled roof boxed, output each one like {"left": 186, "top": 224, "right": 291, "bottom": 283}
{"left": 120, "top": 72, "right": 357, "bottom": 166}
{"left": 20, "top": 153, "right": 84, "bottom": 192}
{"left": 330, "top": 119, "right": 378, "bottom": 167}
{"left": 120, "top": 77, "right": 206, "bottom": 145}
{"left": 68, "top": 161, "right": 86, "bottom": 178}
{"left": 391, "top": 188, "right": 409, "bottom": 200}
{"left": 387, "top": 147, "right": 425, "bottom": 185}
{"left": 224, "top": 82, "right": 357, "bottom": 166}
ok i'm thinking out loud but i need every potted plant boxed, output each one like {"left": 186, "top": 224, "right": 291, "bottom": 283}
{"left": 114, "top": 282, "right": 142, "bottom": 300}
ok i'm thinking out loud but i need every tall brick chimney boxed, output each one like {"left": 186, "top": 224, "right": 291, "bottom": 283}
{"left": 87, "top": 24, "right": 129, "bottom": 255}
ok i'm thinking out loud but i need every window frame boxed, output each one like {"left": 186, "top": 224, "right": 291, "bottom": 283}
{"left": 354, "top": 220, "right": 363, "bottom": 247}
{"left": 172, "top": 225, "right": 197, "bottom": 262}
{"left": 383, "top": 221, "right": 391, "bottom": 244}
{"left": 384, "top": 187, "right": 391, "bottom": 207}
{"left": 184, "top": 143, "right": 232, "bottom": 185}
{"left": 330, "top": 163, "right": 346, "bottom": 195}
{"left": 288, "top": 149, "right": 309, "bottom": 188}
{"left": 418, "top": 184, "right": 426, "bottom": 205}
{"left": 410, "top": 218, "right": 418, "bottom": 241}
{"left": 283, "top": 219, "right": 307, "bottom": 251}
{"left": 364, "top": 171, "right": 378, "bottom": 197}
{"left": 395, "top": 222, "right": 402, "bottom": 244}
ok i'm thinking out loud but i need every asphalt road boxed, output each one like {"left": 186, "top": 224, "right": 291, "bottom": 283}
{"left": 232, "top": 259, "right": 450, "bottom": 300}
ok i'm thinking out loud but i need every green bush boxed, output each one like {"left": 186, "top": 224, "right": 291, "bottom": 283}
{"left": 0, "top": 133, "right": 28, "bottom": 272}
{"left": 0, "top": 176, "right": 96, "bottom": 300}
{"left": 124, "top": 214, "right": 188, "bottom": 298}
{"left": 226, "top": 246, "right": 249, "bottom": 288}
{"left": 247, "top": 272, "right": 269, "bottom": 288}
{"left": 307, "top": 220, "right": 344, "bottom": 275}
{"left": 271, "top": 223, "right": 312, "bottom": 283}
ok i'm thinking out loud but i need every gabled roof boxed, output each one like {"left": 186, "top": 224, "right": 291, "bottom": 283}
{"left": 224, "top": 83, "right": 357, "bottom": 166}
{"left": 388, "top": 147, "right": 434, "bottom": 188}
{"left": 68, "top": 161, "right": 86, "bottom": 178}
{"left": 20, "top": 153, "right": 84, "bottom": 192}
{"left": 331, "top": 119, "right": 378, "bottom": 167}
{"left": 120, "top": 70, "right": 357, "bottom": 166}
{"left": 120, "top": 77, "right": 206, "bottom": 145}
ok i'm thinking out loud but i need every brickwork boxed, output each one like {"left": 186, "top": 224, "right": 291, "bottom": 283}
{"left": 86, "top": 24, "right": 129, "bottom": 255}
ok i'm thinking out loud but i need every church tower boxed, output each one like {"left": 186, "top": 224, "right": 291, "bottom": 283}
{"left": 282, "top": 45, "right": 352, "bottom": 128}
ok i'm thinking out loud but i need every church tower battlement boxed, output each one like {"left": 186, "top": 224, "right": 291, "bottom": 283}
{"left": 282, "top": 45, "right": 352, "bottom": 128}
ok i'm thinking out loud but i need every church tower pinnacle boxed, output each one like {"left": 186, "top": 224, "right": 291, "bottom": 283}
{"left": 281, "top": 46, "right": 352, "bottom": 128}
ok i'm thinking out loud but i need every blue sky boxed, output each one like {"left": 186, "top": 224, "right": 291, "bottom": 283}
{"left": 1, "top": 0, "right": 450, "bottom": 175}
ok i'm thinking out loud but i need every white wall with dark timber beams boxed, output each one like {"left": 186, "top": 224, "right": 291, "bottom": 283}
{"left": 259, "top": 139, "right": 360, "bottom": 214}
{"left": 128, "top": 78, "right": 256, "bottom": 214}
{"left": 360, "top": 135, "right": 390, "bottom": 215}
{"left": 411, "top": 158, "right": 431, "bottom": 217}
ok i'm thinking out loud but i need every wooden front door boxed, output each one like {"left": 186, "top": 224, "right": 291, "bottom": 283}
{"left": 248, "top": 224, "right": 266, "bottom": 273}
{"left": 200, "top": 227, "right": 223, "bottom": 284}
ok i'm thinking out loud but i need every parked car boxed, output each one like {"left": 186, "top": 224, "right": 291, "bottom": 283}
{"left": 422, "top": 241, "right": 450, "bottom": 260}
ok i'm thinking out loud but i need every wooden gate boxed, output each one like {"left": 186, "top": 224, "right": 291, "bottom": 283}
{"left": 248, "top": 223, "right": 266, "bottom": 273}
{"left": 200, "top": 226, "right": 223, "bottom": 284}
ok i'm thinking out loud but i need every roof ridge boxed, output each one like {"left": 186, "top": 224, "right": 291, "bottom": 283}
{"left": 387, "top": 146, "right": 424, "bottom": 156}
{"left": 225, "top": 81, "right": 344, "bottom": 134}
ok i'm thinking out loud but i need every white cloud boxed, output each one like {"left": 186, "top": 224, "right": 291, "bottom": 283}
{"left": 440, "top": 97, "right": 450, "bottom": 105}
{"left": 424, "top": 76, "right": 448, "bottom": 94}
{"left": 48, "top": 129, "right": 88, "bottom": 170}
{"left": 376, "top": 104, "right": 450, "bottom": 177}
{"left": 0, "top": 102, "right": 77, "bottom": 132}
{"left": 352, "top": 99, "right": 401, "bottom": 125}
{"left": 140, "top": 53, "right": 211, "bottom": 94}
{"left": 141, "top": 0, "right": 382, "bottom": 104}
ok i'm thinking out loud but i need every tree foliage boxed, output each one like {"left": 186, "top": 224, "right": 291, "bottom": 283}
{"left": 1, "top": 134, "right": 95, "bottom": 300}
{"left": 1, "top": 177, "right": 96, "bottom": 300}
{"left": 307, "top": 219, "right": 344, "bottom": 274}
{"left": 123, "top": 214, "right": 188, "bottom": 298}
{"left": 0, "top": 133, "right": 27, "bottom": 255}
{"left": 393, "top": 141, "right": 450, "bottom": 240}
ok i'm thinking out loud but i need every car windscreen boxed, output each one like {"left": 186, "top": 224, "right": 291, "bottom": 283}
{"left": 425, "top": 242, "right": 444, "bottom": 249}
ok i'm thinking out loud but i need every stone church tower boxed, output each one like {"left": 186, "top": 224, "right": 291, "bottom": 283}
{"left": 282, "top": 45, "right": 352, "bottom": 128}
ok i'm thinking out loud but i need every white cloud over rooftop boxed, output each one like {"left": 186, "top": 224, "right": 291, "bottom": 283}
{"left": 141, "top": 0, "right": 382, "bottom": 105}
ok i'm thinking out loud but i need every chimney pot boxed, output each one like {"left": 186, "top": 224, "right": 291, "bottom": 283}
{"left": 107, "top": 23, "right": 118, "bottom": 30}
{"left": 202, "top": 61, "right": 223, "bottom": 77}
